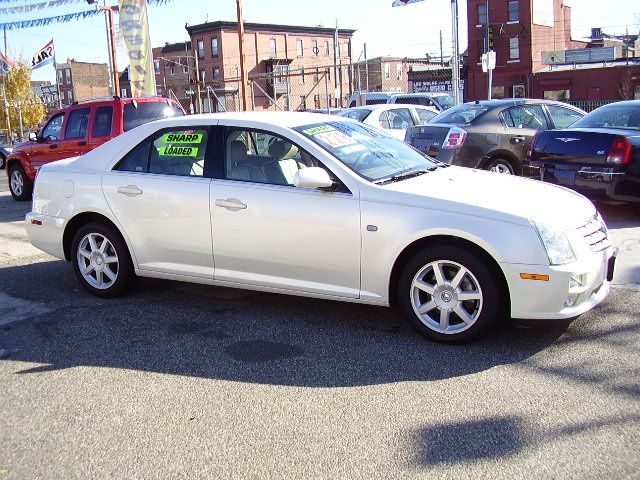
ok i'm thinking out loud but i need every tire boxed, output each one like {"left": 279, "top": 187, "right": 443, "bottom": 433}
{"left": 9, "top": 164, "right": 33, "bottom": 201}
{"left": 397, "top": 246, "right": 499, "bottom": 343}
{"left": 0, "top": 154, "right": 5, "bottom": 170}
{"left": 71, "top": 222, "right": 134, "bottom": 298}
{"left": 484, "top": 157, "right": 515, "bottom": 175}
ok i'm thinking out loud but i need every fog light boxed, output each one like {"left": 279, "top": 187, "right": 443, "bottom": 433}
{"left": 565, "top": 293, "right": 579, "bottom": 307}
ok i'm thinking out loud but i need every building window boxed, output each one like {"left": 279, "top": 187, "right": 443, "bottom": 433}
{"left": 213, "top": 67, "right": 220, "bottom": 79}
{"left": 154, "top": 59, "right": 159, "bottom": 74}
{"left": 396, "top": 64, "right": 402, "bottom": 80}
{"left": 492, "top": 85, "right": 505, "bottom": 98}
{"left": 200, "top": 69, "right": 206, "bottom": 82}
{"left": 296, "top": 39, "right": 304, "bottom": 57}
{"left": 121, "top": 88, "right": 128, "bottom": 98}
{"left": 477, "top": 3, "right": 487, "bottom": 25}
{"left": 66, "top": 90, "right": 73, "bottom": 103}
{"left": 508, "top": 1, "right": 519, "bottom": 22}
{"left": 183, "top": 59, "right": 188, "bottom": 74}
{"left": 65, "top": 68, "right": 71, "bottom": 84}
{"left": 312, "top": 39, "right": 318, "bottom": 56}
{"left": 300, "top": 95, "right": 306, "bottom": 110}
{"left": 509, "top": 37, "right": 520, "bottom": 60}
{"left": 197, "top": 39, "right": 204, "bottom": 59}
{"left": 57, "top": 69, "right": 63, "bottom": 84}
{"left": 313, "top": 94, "right": 320, "bottom": 109}
{"left": 270, "top": 38, "right": 277, "bottom": 57}
{"left": 341, "top": 42, "right": 349, "bottom": 58}
{"left": 313, "top": 68, "right": 320, "bottom": 83}
{"left": 284, "top": 95, "right": 290, "bottom": 111}
{"left": 384, "top": 64, "right": 391, "bottom": 80}
{"left": 170, "top": 65, "right": 175, "bottom": 75}
{"left": 324, "top": 40, "right": 330, "bottom": 56}
{"left": 544, "top": 90, "right": 571, "bottom": 101}
{"left": 211, "top": 37, "right": 218, "bottom": 58}
{"left": 299, "top": 66, "right": 305, "bottom": 84}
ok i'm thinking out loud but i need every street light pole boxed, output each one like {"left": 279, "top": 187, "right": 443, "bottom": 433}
{"left": 236, "top": 0, "right": 248, "bottom": 111}
{"left": 450, "top": 0, "right": 460, "bottom": 105}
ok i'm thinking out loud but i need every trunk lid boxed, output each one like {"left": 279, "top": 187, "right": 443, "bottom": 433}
{"left": 531, "top": 128, "right": 623, "bottom": 165}
{"left": 405, "top": 123, "right": 456, "bottom": 157}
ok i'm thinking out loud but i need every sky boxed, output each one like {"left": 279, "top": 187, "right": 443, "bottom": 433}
{"left": 2, "top": 0, "right": 638, "bottom": 84}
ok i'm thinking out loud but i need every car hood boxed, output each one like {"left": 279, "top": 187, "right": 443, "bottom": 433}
{"left": 372, "top": 166, "right": 596, "bottom": 230}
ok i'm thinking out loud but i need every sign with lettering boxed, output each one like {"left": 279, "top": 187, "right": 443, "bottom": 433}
{"left": 119, "top": 0, "right": 157, "bottom": 97}
{"left": 31, "top": 39, "right": 54, "bottom": 70}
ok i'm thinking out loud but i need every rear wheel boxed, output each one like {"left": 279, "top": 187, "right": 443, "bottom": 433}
{"left": 398, "top": 246, "right": 499, "bottom": 343}
{"left": 484, "top": 157, "right": 515, "bottom": 175}
{"left": 71, "top": 222, "right": 133, "bottom": 298}
{"left": 9, "top": 164, "right": 33, "bottom": 201}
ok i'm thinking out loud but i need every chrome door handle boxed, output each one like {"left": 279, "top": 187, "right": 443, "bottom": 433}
{"left": 117, "top": 185, "right": 143, "bottom": 196}
{"left": 215, "top": 198, "right": 247, "bottom": 210}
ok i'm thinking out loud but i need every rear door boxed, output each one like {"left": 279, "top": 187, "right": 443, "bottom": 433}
{"left": 60, "top": 107, "right": 91, "bottom": 159}
{"left": 102, "top": 124, "right": 215, "bottom": 278}
{"left": 87, "top": 104, "right": 115, "bottom": 152}
{"left": 500, "top": 104, "right": 549, "bottom": 161}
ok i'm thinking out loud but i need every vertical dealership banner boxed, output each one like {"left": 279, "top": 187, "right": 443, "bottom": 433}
{"left": 31, "top": 39, "right": 55, "bottom": 70}
{"left": 119, "top": 0, "right": 157, "bottom": 97}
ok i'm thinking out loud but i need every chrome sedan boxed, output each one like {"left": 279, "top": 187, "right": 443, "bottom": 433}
{"left": 26, "top": 112, "right": 616, "bottom": 343}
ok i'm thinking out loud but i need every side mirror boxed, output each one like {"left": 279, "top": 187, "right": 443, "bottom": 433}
{"left": 28, "top": 132, "right": 38, "bottom": 142}
{"left": 293, "top": 167, "right": 334, "bottom": 189}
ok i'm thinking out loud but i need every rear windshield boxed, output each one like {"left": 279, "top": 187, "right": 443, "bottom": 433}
{"left": 430, "top": 94, "right": 455, "bottom": 110}
{"left": 429, "top": 104, "right": 490, "bottom": 124}
{"left": 572, "top": 105, "right": 640, "bottom": 131}
{"left": 123, "top": 102, "right": 184, "bottom": 131}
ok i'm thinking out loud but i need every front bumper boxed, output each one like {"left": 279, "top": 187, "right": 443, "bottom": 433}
{"left": 505, "top": 245, "right": 617, "bottom": 320}
{"left": 25, "top": 212, "right": 66, "bottom": 260}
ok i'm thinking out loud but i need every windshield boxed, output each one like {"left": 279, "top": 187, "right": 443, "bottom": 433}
{"left": 123, "top": 102, "right": 184, "bottom": 131}
{"left": 572, "top": 105, "right": 640, "bottom": 131}
{"left": 430, "top": 94, "right": 455, "bottom": 110}
{"left": 294, "top": 121, "right": 439, "bottom": 182}
{"left": 429, "top": 104, "right": 489, "bottom": 124}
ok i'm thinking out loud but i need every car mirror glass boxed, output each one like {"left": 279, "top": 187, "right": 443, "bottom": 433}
{"left": 28, "top": 132, "right": 38, "bottom": 142}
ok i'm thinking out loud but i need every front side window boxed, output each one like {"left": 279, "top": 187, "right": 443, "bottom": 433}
{"left": 92, "top": 106, "right": 114, "bottom": 137}
{"left": 225, "top": 129, "right": 324, "bottom": 186}
{"left": 508, "top": 1, "right": 519, "bottom": 21}
{"left": 295, "top": 121, "right": 439, "bottom": 182}
{"left": 41, "top": 113, "right": 65, "bottom": 140}
{"left": 502, "top": 105, "right": 548, "bottom": 130}
{"left": 65, "top": 108, "right": 91, "bottom": 139}
{"left": 509, "top": 37, "right": 520, "bottom": 60}
{"left": 547, "top": 105, "right": 583, "bottom": 129}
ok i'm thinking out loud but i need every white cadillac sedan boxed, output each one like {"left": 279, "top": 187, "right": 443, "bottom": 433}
{"left": 26, "top": 112, "right": 616, "bottom": 343}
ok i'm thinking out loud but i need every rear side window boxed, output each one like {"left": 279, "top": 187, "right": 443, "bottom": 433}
{"left": 380, "top": 108, "right": 413, "bottom": 129}
{"left": 115, "top": 139, "right": 151, "bottom": 172}
{"left": 416, "top": 108, "right": 438, "bottom": 123}
{"left": 502, "top": 105, "right": 548, "bottom": 130}
{"left": 92, "top": 106, "right": 113, "bottom": 137}
{"left": 149, "top": 128, "right": 208, "bottom": 176}
{"left": 123, "top": 102, "right": 184, "bottom": 131}
{"left": 65, "top": 108, "right": 91, "bottom": 139}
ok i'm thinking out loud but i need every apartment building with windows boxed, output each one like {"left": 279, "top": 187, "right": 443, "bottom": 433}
{"left": 185, "top": 20, "right": 355, "bottom": 111}
{"left": 55, "top": 59, "right": 110, "bottom": 106}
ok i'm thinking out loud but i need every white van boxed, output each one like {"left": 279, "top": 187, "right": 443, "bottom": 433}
{"left": 347, "top": 92, "right": 454, "bottom": 111}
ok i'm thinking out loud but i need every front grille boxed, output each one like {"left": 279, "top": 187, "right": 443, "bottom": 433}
{"left": 576, "top": 216, "right": 611, "bottom": 252}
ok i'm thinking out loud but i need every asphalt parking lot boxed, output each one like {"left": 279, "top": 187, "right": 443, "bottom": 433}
{"left": 1, "top": 174, "right": 639, "bottom": 479}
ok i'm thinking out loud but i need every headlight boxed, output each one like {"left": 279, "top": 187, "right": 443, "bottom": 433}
{"left": 533, "top": 221, "right": 576, "bottom": 265}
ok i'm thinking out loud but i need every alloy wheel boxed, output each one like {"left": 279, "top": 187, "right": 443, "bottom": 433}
{"left": 76, "top": 232, "right": 120, "bottom": 290}
{"left": 410, "top": 260, "right": 483, "bottom": 334}
{"left": 10, "top": 170, "right": 24, "bottom": 196}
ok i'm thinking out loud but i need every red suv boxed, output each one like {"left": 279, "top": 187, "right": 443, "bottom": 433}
{"left": 7, "top": 96, "right": 185, "bottom": 200}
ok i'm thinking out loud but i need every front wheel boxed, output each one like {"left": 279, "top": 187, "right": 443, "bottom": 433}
{"left": 71, "top": 223, "right": 133, "bottom": 298}
{"left": 9, "top": 164, "right": 33, "bottom": 201}
{"left": 398, "top": 246, "right": 500, "bottom": 343}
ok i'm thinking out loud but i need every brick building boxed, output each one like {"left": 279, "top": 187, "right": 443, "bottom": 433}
{"left": 355, "top": 57, "right": 444, "bottom": 93}
{"left": 152, "top": 41, "right": 193, "bottom": 100}
{"left": 185, "top": 21, "right": 355, "bottom": 111}
{"left": 465, "top": 0, "right": 640, "bottom": 103}
{"left": 55, "top": 59, "right": 110, "bottom": 106}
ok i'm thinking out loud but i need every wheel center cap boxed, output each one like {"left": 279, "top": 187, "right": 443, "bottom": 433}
{"left": 96, "top": 257, "right": 103, "bottom": 265}
{"left": 433, "top": 286, "right": 457, "bottom": 310}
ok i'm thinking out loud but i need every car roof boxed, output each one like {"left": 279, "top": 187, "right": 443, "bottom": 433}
{"left": 463, "top": 98, "right": 573, "bottom": 107}
{"left": 341, "top": 104, "right": 436, "bottom": 112}
{"left": 156, "top": 111, "right": 338, "bottom": 128}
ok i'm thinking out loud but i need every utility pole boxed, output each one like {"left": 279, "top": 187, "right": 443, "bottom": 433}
{"left": 193, "top": 48, "right": 202, "bottom": 113}
{"left": 1, "top": 84, "right": 12, "bottom": 142}
{"left": 97, "top": 4, "right": 120, "bottom": 96}
{"left": 364, "top": 42, "right": 369, "bottom": 92}
{"left": 439, "top": 30, "right": 444, "bottom": 66}
{"left": 333, "top": 19, "right": 338, "bottom": 92}
{"left": 236, "top": 0, "right": 248, "bottom": 111}
{"left": 450, "top": 0, "right": 460, "bottom": 105}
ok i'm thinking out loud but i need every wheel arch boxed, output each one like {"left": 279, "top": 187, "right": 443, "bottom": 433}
{"left": 63, "top": 211, "right": 133, "bottom": 263}
{"left": 388, "top": 234, "right": 510, "bottom": 316}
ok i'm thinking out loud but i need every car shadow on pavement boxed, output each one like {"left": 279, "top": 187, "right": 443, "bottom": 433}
{"left": 0, "top": 260, "right": 573, "bottom": 388}
{"left": 0, "top": 192, "right": 30, "bottom": 223}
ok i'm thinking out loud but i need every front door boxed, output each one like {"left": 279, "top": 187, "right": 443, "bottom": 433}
{"left": 210, "top": 126, "right": 361, "bottom": 298}
{"left": 102, "top": 125, "right": 214, "bottom": 278}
